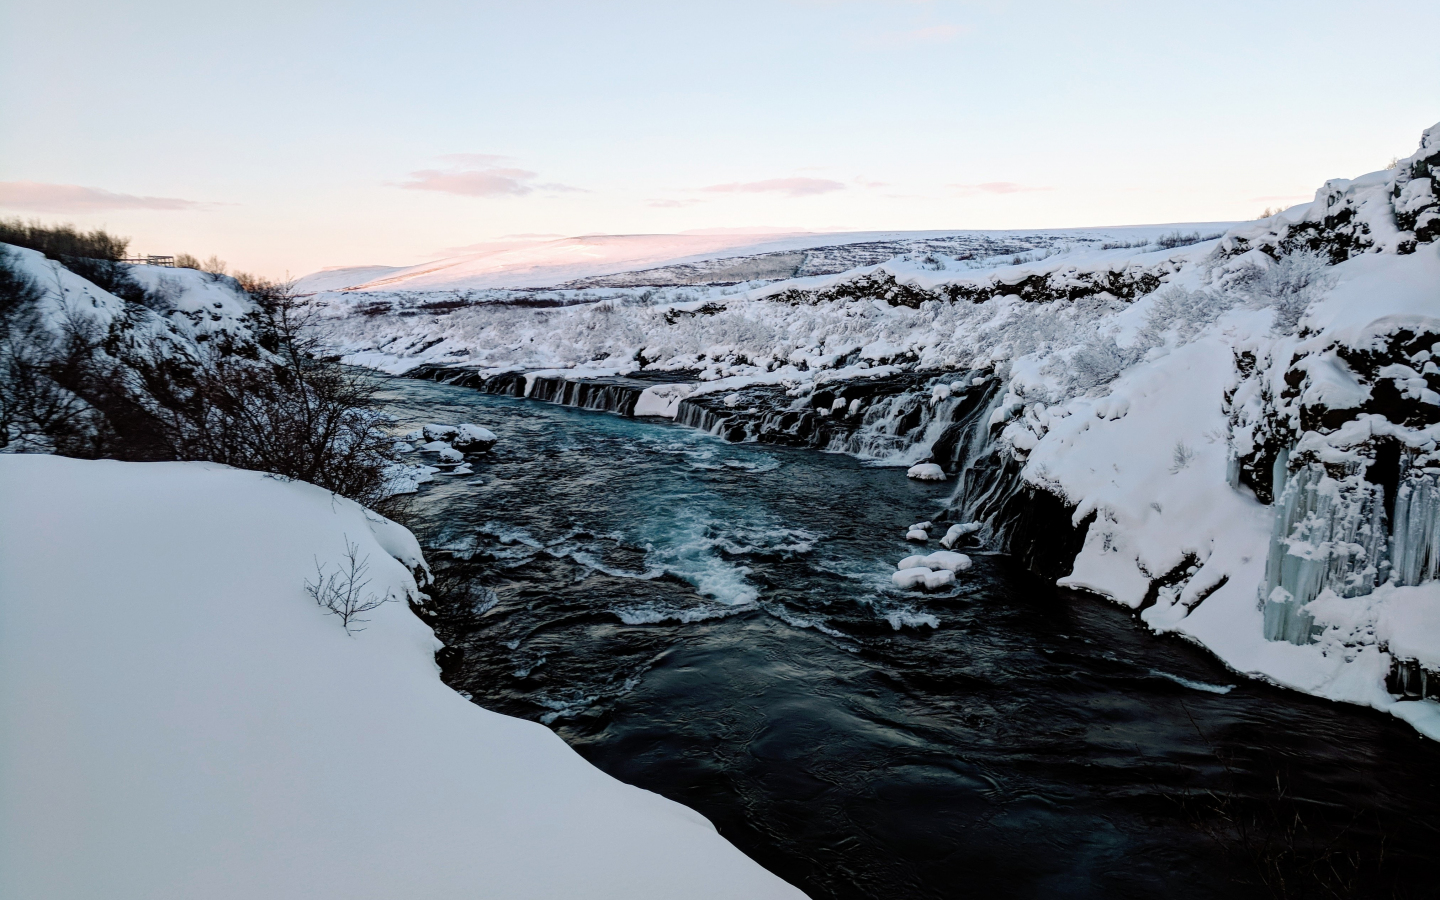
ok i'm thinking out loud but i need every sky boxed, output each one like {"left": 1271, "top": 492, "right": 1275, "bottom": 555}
{"left": 2, "top": 0, "right": 1437, "bottom": 278}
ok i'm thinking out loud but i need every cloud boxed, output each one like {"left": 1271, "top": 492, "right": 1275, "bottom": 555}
{"left": 0, "top": 181, "right": 210, "bottom": 213}
{"left": 949, "top": 181, "right": 1053, "bottom": 195}
{"left": 852, "top": 176, "right": 890, "bottom": 189}
{"left": 398, "top": 156, "right": 583, "bottom": 197}
{"left": 400, "top": 167, "right": 538, "bottom": 197}
{"left": 701, "top": 177, "right": 846, "bottom": 197}
{"left": 647, "top": 198, "right": 705, "bottom": 208}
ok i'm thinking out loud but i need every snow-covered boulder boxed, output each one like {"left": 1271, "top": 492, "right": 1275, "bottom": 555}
{"left": 940, "top": 522, "right": 981, "bottom": 548}
{"left": 636, "top": 384, "right": 695, "bottom": 418}
{"left": 898, "top": 551, "right": 971, "bottom": 574}
{"left": 905, "top": 529, "right": 929, "bottom": 543}
{"left": 422, "top": 423, "right": 460, "bottom": 441}
{"left": 891, "top": 566, "right": 955, "bottom": 590}
{"left": 921, "top": 551, "right": 972, "bottom": 573}
{"left": 0, "top": 456, "right": 804, "bottom": 900}
{"left": 906, "top": 463, "right": 946, "bottom": 481}
{"left": 892, "top": 567, "right": 932, "bottom": 589}
{"left": 452, "top": 424, "right": 497, "bottom": 451}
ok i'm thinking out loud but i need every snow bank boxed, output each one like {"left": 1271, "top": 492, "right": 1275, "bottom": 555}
{"left": 0, "top": 456, "right": 804, "bottom": 900}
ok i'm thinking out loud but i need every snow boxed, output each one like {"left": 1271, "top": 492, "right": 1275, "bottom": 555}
{"left": 293, "top": 123, "right": 1440, "bottom": 740}
{"left": 906, "top": 462, "right": 946, "bottom": 481}
{"left": 892, "top": 567, "right": 932, "bottom": 589}
{"left": 0, "top": 456, "right": 804, "bottom": 900}
{"left": 295, "top": 226, "right": 1224, "bottom": 294}
{"left": 635, "top": 383, "right": 695, "bottom": 418}
{"left": 453, "top": 423, "right": 498, "bottom": 449}
{"left": 940, "top": 522, "right": 981, "bottom": 548}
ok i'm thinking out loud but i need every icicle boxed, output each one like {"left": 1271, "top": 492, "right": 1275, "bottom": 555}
{"left": 1390, "top": 473, "right": 1440, "bottom": 586}
{"left": 1260, "top": 461, "right": 1389, "bottom": 644}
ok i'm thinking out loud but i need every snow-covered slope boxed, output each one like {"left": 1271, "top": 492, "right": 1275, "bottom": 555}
{"left": 308, "top": 122, "right": 1440, "bottom": 739}
{"left": 3, "top": 244, "right": 261, "bottom": 355}
{"left": 0, "top": 455, "right": 805, "bottom": 900}
{"left": 297, "top": 225, "right": 1230, "bottom": 293}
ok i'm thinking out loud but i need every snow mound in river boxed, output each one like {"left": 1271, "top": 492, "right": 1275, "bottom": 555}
{"left": 0, "top": 455, "right": 804, "bottom": 900}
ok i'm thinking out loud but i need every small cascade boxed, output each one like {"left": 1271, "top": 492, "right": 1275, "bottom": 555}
{"left": 525, "top": 377, "right": 644, "bottom": 416}
{"left": 825, "top": 390, "right": 956, "bottom": 461}
{"left": 408, "top": 366, "right": 654, "bottom": 416}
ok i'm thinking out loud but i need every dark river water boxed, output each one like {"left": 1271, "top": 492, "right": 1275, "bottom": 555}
{"left": 379, "top": 375, "right": 1440, "bottom": 900}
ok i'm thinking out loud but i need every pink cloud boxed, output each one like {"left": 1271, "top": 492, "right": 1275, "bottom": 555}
{"left": 398, "top": 156, "right": 583, "bottom": 197}
{"left": 0, "top": 181, "right": 209, "bottom": 213}
{"left": 702, "top": 177, "right": 846, "bottom": 197}
{"left": 949, "top": 182, "right": 1054, "bottom": 195}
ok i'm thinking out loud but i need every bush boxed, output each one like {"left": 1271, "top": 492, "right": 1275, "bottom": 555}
{"left": 0, "top": 218, "right": 148, "bottom": 303}
{"left": 0, "top": 218, "right": 129, "bottom": 261}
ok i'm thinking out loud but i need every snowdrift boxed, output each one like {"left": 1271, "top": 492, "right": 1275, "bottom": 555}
{"left": 0, "top": 455, "right": 804, "bottom": 900}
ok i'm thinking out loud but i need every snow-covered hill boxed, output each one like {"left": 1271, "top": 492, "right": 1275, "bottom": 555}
{"left": 309, "top": 124, "right": 1440, "bottom": 739}
{"left": 0, "top": 455, "right": 806, "bottom": 900}
{"left": 296, "top": 225, "right": 1231, "bottom": 294}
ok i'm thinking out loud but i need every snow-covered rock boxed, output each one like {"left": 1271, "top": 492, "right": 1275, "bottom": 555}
{"left": 422, "top": 423, "right": 460, "bottom": 441}
{"left": 892, "top": 567, "right": 932, "bottom": 589}
{"left": 898, "top": 551, "right": 970, "bottom": 573}
{"left": 0, "top": 456, "right": 804, "bottom": 900}
{"left": 940, "top": 522, "right": 981, "bottom": 548}
{"left": 906, "top": 463, "right": 946, "bottom": 481}
{"left": 891, "top": 566, "right": 955, "bottom": 590}
{"left": 453, "top": 423, "right": 498, "bottom": 451}
{"left": 636, "top": 384, "right": 695, "bottom": 418}
{"left": 905, "top": 529, "right": 929, "bottom": 543}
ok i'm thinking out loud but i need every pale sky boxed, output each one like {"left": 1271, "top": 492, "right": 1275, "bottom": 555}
{"left": 2, "top": 0, "right": 1436, "bottom": 278}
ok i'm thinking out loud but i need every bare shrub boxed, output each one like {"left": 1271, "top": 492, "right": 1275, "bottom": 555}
{"left": 0, "top": 218, "right": 129, "bottom": 261}
{"left": 1171, "top": 440, "right": 1196, "bottom": 473}
{"left": 305, "top": 536, "right": 389, "bottom": 633}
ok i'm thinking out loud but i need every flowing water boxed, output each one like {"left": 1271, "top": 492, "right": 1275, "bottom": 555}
{"left": 379, "top": 375, "right": 1440, "bottom": 900}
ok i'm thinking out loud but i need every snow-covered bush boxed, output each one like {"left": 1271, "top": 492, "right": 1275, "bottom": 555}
{"left": 0, "top": 245, "right": 403, "bottom": 510}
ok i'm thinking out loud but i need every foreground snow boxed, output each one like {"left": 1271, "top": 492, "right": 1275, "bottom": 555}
{"left": 0, "top": 456, "right": 804, "bottom": 900}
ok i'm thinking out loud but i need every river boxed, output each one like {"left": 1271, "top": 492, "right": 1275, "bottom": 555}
{"left": 378, "top": 374, "right": 1440, "bottom": 900}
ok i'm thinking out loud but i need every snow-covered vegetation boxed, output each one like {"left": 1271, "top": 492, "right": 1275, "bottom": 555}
{"left": 0, "top": 455, "right": 804, "bottom": 900}
{"left": 0, "top": 234, "right": 402, "bottom": 509}
{"left": 309, "top": 124, "right": 1440, "bottom": 739}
